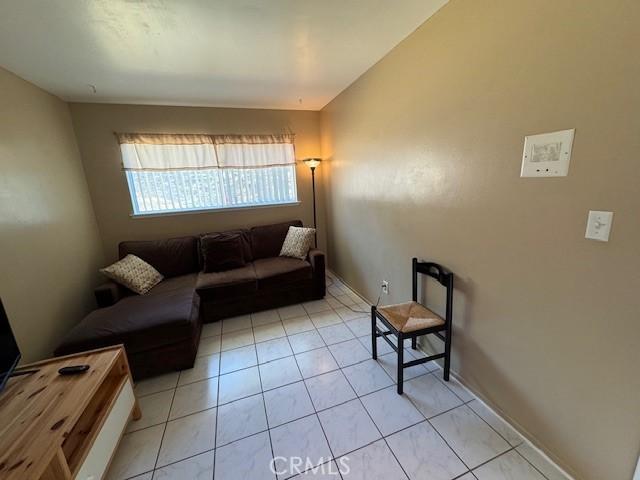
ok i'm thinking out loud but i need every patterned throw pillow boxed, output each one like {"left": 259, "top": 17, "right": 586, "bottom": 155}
{"left": 279, "top": 226, "right": 316, "bottom": 260}
{"left": 100, "top": 254, "right": 163, "bottom": 295}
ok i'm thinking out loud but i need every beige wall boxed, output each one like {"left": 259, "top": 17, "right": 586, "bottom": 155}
{"left": 69, "top": 103, "right": 324, "bottom": 262}
{"left": 320, "top": 1, "right": 640, "bottom": 479}
{"left": 0, "top": 67, "right": 104, "bottom": 362}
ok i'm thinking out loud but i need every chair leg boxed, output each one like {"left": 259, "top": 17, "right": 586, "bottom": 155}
{"left": 397, "top": 332, "right": 404, "bottom": 394}
{"left": 444, "top": 329, "right": 451, "bottom": 381}
{"left": 411, "top": 336, "right": 417, "bottom": 350}
{"left": 371, "top": 308, "right": 377, "bottom": 360}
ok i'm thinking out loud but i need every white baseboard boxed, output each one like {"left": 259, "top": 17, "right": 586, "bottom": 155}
{"left": 326, "top": 269, "right": 575, "bottom": 480}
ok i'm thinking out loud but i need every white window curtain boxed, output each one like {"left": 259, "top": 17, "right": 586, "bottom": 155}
{"left": 117, "top": 133, "right": 297, "bottom": 214}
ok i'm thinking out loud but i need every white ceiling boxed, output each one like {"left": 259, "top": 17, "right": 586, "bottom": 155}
{"left": 0, "top": 0, "right": 447, "bottom": 110}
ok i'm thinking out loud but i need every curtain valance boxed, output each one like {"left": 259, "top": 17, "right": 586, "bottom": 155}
{"left": 211, "top": 134, "right": 294, "bottom": 145}
{"left": 116, "top": 133, "right": 214, "bottom": 145}
{"left": 116, "top": 133, "right": 295, "bottom": 171}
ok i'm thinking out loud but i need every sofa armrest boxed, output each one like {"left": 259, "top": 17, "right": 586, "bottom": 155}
{"left": 308, "top": 248, "right": 325, "bottom": 272}
{"left": 307, "top": 248, "right": 326, "bottom": 296}
{"left": 94, "top": 281, "right": 123, "bottom": 308}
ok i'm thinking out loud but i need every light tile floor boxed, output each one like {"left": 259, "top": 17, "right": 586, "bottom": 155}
{"left": 107, "top": 273, "right": 569, "bottom": 480}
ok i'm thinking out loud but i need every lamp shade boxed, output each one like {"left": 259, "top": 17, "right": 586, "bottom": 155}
{"left": 303, "top": 158, "right": 322, "bottom": 169}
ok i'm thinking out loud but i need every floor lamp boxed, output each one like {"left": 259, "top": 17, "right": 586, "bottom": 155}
{"left": 303, "top": 158, "right": 321, "bottom": 247}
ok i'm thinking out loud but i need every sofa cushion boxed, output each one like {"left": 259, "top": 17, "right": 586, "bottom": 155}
{"left": 253, "top": 256, "right": 312, "bottom": 289}
{"left": 147, "top": 273, "right": 199, "bottom": 296}
{"left": 196, "top": 264, "right": 257, "bottom": 300}
{"left": 250, "top": 220, "right": 303, "bottom": 260}
{"left": 56, "top": 274, "right": 198, "bottom": 355}
{"left": 201, "top": 232, "right": 246, "bottom": 272}
{"left": 119, "top": 236, "right": 199, "bottom": 278}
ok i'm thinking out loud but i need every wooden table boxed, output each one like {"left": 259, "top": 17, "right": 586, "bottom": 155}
{"left": 0, "top": 346, "right": 140, "bottom": 480}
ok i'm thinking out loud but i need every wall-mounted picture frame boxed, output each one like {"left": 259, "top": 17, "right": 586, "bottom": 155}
{"left": 521, "top": 128, "right": 575, "bottom": 177}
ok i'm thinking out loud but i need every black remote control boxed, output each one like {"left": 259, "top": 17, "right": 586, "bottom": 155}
{"left": 58, "top": 365, "right": 90, "bottom": 375}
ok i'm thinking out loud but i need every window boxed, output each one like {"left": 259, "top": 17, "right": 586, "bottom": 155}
{"left": 118, "top": 133, "right": 298, "bottom": 215}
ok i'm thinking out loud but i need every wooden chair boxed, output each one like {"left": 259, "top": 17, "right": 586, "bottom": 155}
{"left": 371, "top": 258, "right": 454, "bottom": 394}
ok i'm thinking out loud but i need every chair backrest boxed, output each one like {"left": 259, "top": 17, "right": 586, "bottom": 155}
{"left": 412, "top": 257, "right": 454, "bottom": 322}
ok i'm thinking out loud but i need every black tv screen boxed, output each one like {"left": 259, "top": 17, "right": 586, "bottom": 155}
{"left": 0, "top": 299, "right": 21, "bottom": 392}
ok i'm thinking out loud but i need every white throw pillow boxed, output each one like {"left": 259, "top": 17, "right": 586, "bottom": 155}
{"left": 279, "top": 226, "right": 316, "bottom": 260}
{"left": 100, "top": 254, "right": 163, "bottom": 295}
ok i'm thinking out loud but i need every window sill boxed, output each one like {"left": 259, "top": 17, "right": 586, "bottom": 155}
{"left": 129, "top": 201, "right": 301, "bottom": 218}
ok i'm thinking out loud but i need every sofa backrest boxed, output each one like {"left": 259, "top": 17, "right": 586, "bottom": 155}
{"left": 119, "top": 236, "right": 199, "bottom": 278}
{"left": 250, "top": 220, "right": 303, "bottom": 260}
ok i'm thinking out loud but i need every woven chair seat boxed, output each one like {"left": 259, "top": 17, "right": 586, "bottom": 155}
{"left": 377, "top": 301, "right": 444, "bottom": 333}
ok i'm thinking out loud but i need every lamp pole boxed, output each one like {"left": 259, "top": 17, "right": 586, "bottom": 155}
{"left": 303, "top": 158, "right": 322, "bottom": 248}
{"left": 310, "top": 165, "right": 317, "bottom": 247}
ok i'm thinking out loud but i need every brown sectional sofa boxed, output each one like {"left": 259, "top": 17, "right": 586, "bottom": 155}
{"left": 55, "top": 220, "right": 325, "bottom": 379}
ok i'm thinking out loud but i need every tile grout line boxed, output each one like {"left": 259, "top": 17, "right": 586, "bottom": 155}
{"left": 281, "top": 317, "right": 343, "bottom": 480}
{"left": 252, "top": 311, "right": 278, "bottom": 480}
{"left": 368, "top": 337, "right": 474, "bottom": 476}
{"left": 357, "top": 331, "right": 474, "bottom": 477}
{"left": 324, "top": 335, "right": 446, "bottom": 480}
{"left": 425, "top": 413, "right": 474, "bottom": 473}
{"left": 400, "top": 361, "right": 553, "bottom": 478}
{"left": 315, "top": 333, "right": 413, "bottom": 479}
{"left": 396, "top": 355, "right": 547, "bottom": 477}
{"left": 337, "top": 351, "right": 415, "bottom": 480}
{"left": 128, "top": 371, "right": 529, "bottom": 478}
{"left": 510, "top": 448, "right": 556, "bottom": 480}
{"left": 134, "top": 320, "right": 430, "bottom": 424}
{"left": 131, "top": 348, "right": 220, "bottom": 477}
{"left": 463, "top": 398, "right": 526, "bottom": 449}
{"left": 156, "top": 390, "right": 393, "bottom": 468}
{"left": 210, "top": 335, "right": 222, "bottom": 480}
{"left": 148, "top": 375, "right": 179, "bottom": 478}
{"left": 210, "top": 301, "right": 367, "bottom": 347}
{"left": 120, "top": 293, "right": 372, "bottom": 478}
{"left": 130, "top": 347, "right": 442, "bottom": 436}
{"left": 127, "top": 362, "right": 438, "bottom": 436}
{"left": 126, "top": 290, "right": 558, "bottom": 480}
{"left": 134, "top": 403, "right": 478, "bottom": 480}
{"left": 468, "top": 445, "right": 518, "bottom": 474}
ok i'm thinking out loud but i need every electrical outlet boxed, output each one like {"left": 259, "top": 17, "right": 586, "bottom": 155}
{"left": 381, "top": 280, "right": 389, "bottom": 295}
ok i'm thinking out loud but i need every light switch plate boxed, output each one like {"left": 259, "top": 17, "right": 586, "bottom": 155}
{"left": 585, "top": 211, "right": 613, "bottom": 242}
